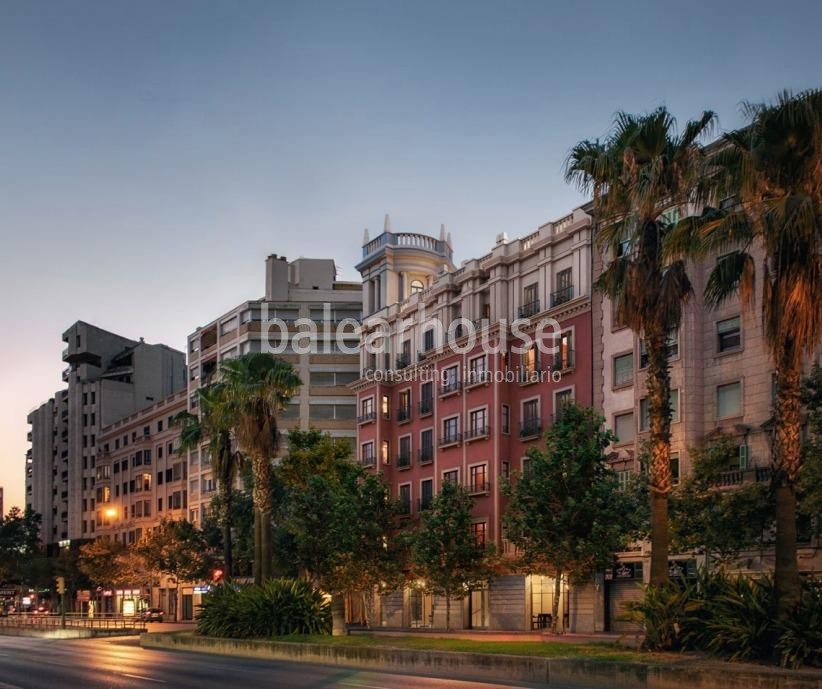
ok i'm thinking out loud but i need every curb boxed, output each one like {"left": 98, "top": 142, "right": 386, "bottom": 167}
{"left": 140, "top": 631, "right": 822, "bottom": 689}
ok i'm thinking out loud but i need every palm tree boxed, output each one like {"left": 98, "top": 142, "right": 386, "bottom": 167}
{"left": 668, "top": 89, "right": 821, "bottom": 615}
{"left": 565, "top": 107, "right": 716, "bottom": 585}
{"left": 220, "top": 353, "right": 302, "bottom": 584}
{"left": 174, "top": 383, "right": 243, "bottom": 581}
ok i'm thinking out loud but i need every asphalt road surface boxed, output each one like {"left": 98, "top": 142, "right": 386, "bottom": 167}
{"left": 0, "top": 635, "right": 551, "bottom": 689}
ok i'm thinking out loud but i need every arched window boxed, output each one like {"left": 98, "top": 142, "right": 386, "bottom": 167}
{"left": 409, "top": 279, "right": 424, "bottom": 294}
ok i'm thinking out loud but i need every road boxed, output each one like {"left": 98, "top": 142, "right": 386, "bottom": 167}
{"left": 0, "top": 634, "right": 549, "bottom": 689}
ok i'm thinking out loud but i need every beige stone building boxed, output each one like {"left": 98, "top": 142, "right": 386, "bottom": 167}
{"left": 185, "top": 254, "right": 362, "bottom": 526}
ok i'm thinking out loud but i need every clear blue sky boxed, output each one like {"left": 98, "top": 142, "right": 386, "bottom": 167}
{"left": 1, "top": 0, "right": 820, "bottom": 511}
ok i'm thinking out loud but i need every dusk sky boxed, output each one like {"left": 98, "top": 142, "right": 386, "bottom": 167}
{"left": 1, "top": 0, "right": 820, "bottom": 511}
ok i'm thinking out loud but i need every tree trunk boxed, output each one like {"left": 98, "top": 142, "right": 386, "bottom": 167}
{"left": 363, "top": 588, "right": 376, "bottom": 628}
{"left": 445, "top": 593, "right": 451, "bottom": 631}
{"left": 252, "top": 508, "right": 262, "bottom": 586}
{"left": 260, "top": 510, "right": 272, "bottom": 583}
{"left": 331, "top": 593, "right": 347, "bottom": 636}
{"left": 773, "top": 356, "right": 802, "bottom": 617}
{"left": 221, "top": 486, "right": 234, "bottom": 581}
{"left": 645, "top": 325, "right": 673, "bottom": 586}
{"left": 552, "top": 570, "right": 562, "bottom": 634}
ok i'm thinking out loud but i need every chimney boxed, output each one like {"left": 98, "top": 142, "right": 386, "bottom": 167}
{"left": 265, "top": 254, "right": 289, "bottom": 301}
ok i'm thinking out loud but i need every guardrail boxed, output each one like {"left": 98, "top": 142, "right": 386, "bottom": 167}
{"left": 0, "top": 613, "right": 146, "bottom": 631}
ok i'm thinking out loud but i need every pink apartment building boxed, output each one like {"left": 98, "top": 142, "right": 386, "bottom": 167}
{"left": 353, "top": 210, "right": 598, "bottom": 631}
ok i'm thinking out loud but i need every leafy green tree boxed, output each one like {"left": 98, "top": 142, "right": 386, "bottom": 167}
{"left": 278, "top": 430, "right": 407, "bottom": 634}
{"left": 565, "top": 106, "right": 716, "bottom": 585}
{"left": 503, "top": 403, "right": 633, "bottom": 632}
{"left": 220, "top": 353, "right": 301, "bottom": 584}
{"left": 0, "top": 507, "right": 42, "bottom": 585}
{"left": 175, "top": 382, "right": 243, "bottom": 580}
{"left": 202, "top": 488, "right": 255, "bottom": 578}
{"left": 668, "top": 89, "right": 821, "bottom": 614}
{"left": 412, "top": 481, "right": 492, "bottom": 630}
{"left": 670, "top": 431, "right": 773, "bottom": 565}
{"left": 77, "top": 539, "right": 130, "bottom": 589}
{"left": 136, "top": 519, "right": 214, "bottom": 621}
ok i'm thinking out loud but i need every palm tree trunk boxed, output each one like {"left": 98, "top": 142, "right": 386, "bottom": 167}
{"left": 220, "top": 485, "right": 234, "bottom": 581}
{"left": 252, "top": 508, "right": 262, "bottom": 586}
{"left": 646, "top": 326, "right": 672, "bottom": 586}
{"left": 773, "top": 354, "right": 802, "bottom": 617}
{"left": 260, "top": 509, "right": 272, "bottom": 582}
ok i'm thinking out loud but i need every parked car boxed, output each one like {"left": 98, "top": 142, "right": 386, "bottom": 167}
{"left": 142, "top": 608, "right": 164, "bottom": 622}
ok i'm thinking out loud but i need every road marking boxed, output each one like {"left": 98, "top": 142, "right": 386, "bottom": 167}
{"left": 339, "top": 683, "right": 393, "bottom": 689}
{"left": 121, "top": 674, "right": 167, "bottom": 684}
{"left": 0, "top": 682, "right": 26, "bottom": 689}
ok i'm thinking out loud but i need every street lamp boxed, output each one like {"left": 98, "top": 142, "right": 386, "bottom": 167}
{"left": 104, "top": 507, "right": 117, "bottom": 520}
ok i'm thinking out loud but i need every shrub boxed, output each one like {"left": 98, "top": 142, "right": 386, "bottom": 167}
{"left": 626, "top": 568, "right": 821, "bottom": 668}
{"left": 197, "top": 578, "right": 331, "bottom": 638}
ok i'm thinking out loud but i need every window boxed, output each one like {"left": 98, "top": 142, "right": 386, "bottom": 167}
{"left": 639, "top": 390, "right": 679, "bottom": 431}
{"left": 555, "top": 330, "right": 574, "bottom": 370}
{"left": 381, "top": 440, "right": 390, "bottom": 465}
{"left": 555, "top": 388, "right": 573, "bottom": 408}
{"left": 521, "top": 346, "right": 538, "bottom": 379}
{"left": 717, "top": 316, "right": 741, "bottom": 352}
{"left": 420, "top": 381, "right": 433, "bottom": 415}
{"left": 420, "top": 429, "right": 433, "bottom": 462}
{"left": 501, "top": 404, "right": 510, "bottom": 434}
{"left": 398, "top": 389, "right": 412, "bottom": 421}
{"left": 443, "top": 469, "right": 458, "bottom": 485}
{"left": 613, "top": 353, "right": 634, "bottom": 387}
{"left": 552, "top": 268, "right": 573, "bottom": 306}
{"left": 614, "top": 412, "right": 635, "bottom": 445}
{"left": 381, "top": 394, "right": 391, "bottom": 419}
{"left": 442, "top": 416, "right": 459, "bottom": 443}
{"left": 420, "top": 479, "right": 433, "bottom": 510}
{"left": 398, "top": 436, "right": 412, "bottom": 466}
{"left": 399, "top": 484, "right": 412, "bottom": 514}
{"left": 469, "top": 464, "right": 488, "bottom": 493}
{"left": 468, "top": 355, "right": 487, "bottom": 385}
{"left": 468, "top": 408, "right": 487, "bottom": 437}
{"left": 423, "top": 328, "right": 435, "bottom": 352}
{"left": 520, "top": 283, "right": 539, "bottom": 317}
{"left": 670, "top": 453, "right": 680, "bottom": 486}
{"left": 501, "top": 460, "right": 510, "bottom": 478}
{"left": 616, "top": 470, "right": 632, "bottom": 491}
{"left": 409, "top": 279, "right": 424, "bottom": 295}
{"left": 717, "top": 381, "right": 742, "bottom": 419}
{"left": 471, "top": 522, "right": 487, "bottom": 547}
{"left": 442, "top": 365, "right": 459, "bottom": 394}
{"left": 361, "top": 441, "right": 375, "bottom": 466}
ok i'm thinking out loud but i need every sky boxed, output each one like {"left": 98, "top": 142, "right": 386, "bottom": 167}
{"left": 1, "top": 0, "right": 820, "bottom": 512}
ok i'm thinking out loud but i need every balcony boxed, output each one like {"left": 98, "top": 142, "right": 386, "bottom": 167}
{"left": 418, "top": 446, "right": 434, "bottom": 464}
{"left": 550, "top": 285, "right": 574, "bottom": 307}
{"left": 396, "top": 354, "right": 411, "bottom": 370}
{"left": 467, "top": 481, "right": 491, "bottom": 496}
{"left": 396, "top": 453, "right": 412, "bottom": 470}
{"left": 357, "top": 411, "right": 377, "bottom": 425}
{"left": 398, "top": 500, "right": 412, "bottom": 517}
{"left": 418, "top": 398, "right": 434, "bottom": 416}
{"left": 360, "top": 454, "right": 375, "bottom": 468}
{"left": 397, "top": 407, "right": 413, "bottom": 424}
{"left": 438, "top": 432, "right": 462, "bottom": 448}
{"left": 440, "top": 380, "right": 461, "bottom": 397}
{"left": 519, "top": 418, "right": 543, "bottom": 440}
{"left": 465, "top": 370, "right": 490, "bottom": 388}
{"left": 518, "top": 300, "right": 541, "bottom": 319}
{"left": 518, "top": 366, "right": 542, "bottom": 386}
{"left": 553, "top": 349, "right": 575, "bottom": 371}
{"left": 716, "top": 470, "right": 743, "bottom": 487}
{"left": 464, "top": 425, "right": 491, "bottom": 442}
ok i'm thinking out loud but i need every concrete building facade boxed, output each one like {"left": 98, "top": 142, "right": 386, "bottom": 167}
{"left": 185, "top": 254, "right": 362, "bottom": 526}
{"left": 353, "top": 209, "right": 596, "bottom": 631}
{"left": 26, "top": 321, "right": 185, "bottom": 548}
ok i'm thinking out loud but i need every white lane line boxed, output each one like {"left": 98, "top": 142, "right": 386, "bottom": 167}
{"left": 121, "top": 674, "right": 167, "bottom": 684}
{"left": 338, "top": 683, "right": 394, "bottom": 689}
{"left": 0, "top": 682, "right": 26, "bottom": 689}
